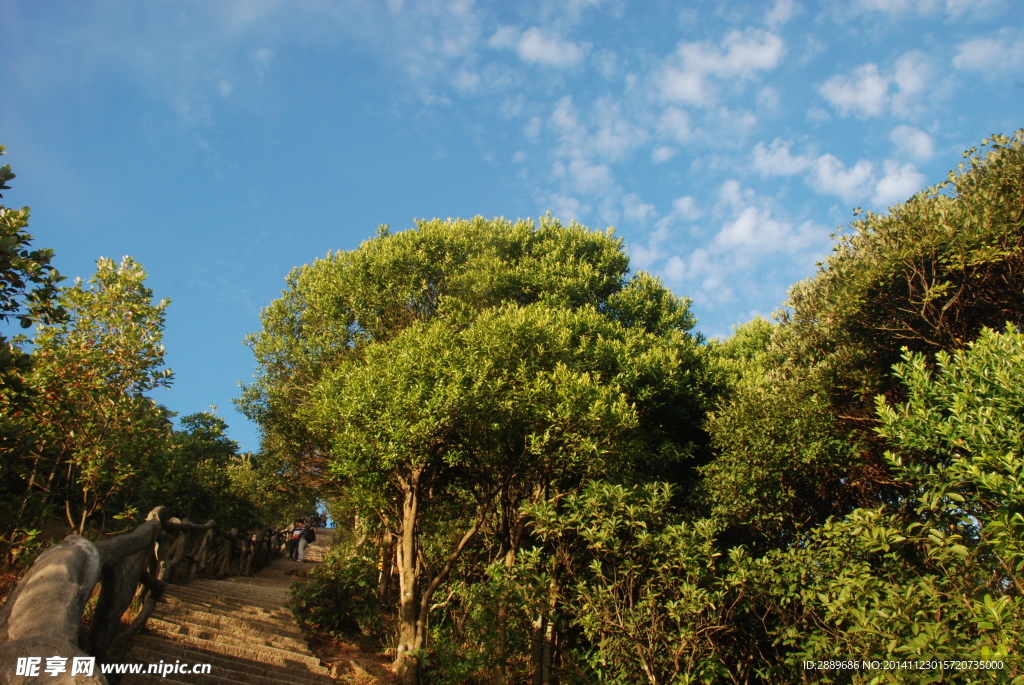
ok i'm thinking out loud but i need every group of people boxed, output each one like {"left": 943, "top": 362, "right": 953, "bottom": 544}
{"left": 282, "top": 515, "right": 320, "bottom": 562}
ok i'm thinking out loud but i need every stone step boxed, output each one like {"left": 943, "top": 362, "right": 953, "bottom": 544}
{"left": 152, "top": 603, "right": 308, "bottom": 642}
{"left": 145, "top": 615, "right": 311, "bottom": 654}
{"left": 182, "top": 584, "right": 291, "bottom": 604}
{"left": 137, "top": 621, "right": 324, "bottom": 671}
{"left": 163, "top": 585, "right": 293, "bottom": 615}
{"left": 123, "top": 665, "right": 331, "bottom": 685}
{"left": 188, "top": 579, "right": 292, "bottom": 600}
{"left": 128, "top": 644, "right": 332, "bottom": 685}
{"left": 125, "top": 535, "right": 336, "bottom": 685}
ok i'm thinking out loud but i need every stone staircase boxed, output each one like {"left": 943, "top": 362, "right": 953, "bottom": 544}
{"left": 121, "top": 528, "right": 335, "bottom": 685}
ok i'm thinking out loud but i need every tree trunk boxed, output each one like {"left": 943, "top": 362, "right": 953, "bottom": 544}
{"left": 394, "top": 471, "right": 422, "bottom": 685}
{"left": 378, "top": 532, "right": 395, "bottom": 598}
{"left": 15, "top": 453, "right": 41, "bottom": 521}
{"left": 492, "top": 514, "right": 526, "bottom": 685}
{"left": 531, "top": 613, "right": 546, "bottom": 685}
{"left": 532, "top": 556, "right": 561, "bottom": 685}
{"left": 393, "top": 469, "right": 489, "bottom": 685}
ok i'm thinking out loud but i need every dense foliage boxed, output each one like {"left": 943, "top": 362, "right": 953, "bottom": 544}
{"left": 280, "top": 132, "right": 1024, "bottom": 684}
{"left": 6, "top": 128, "right": 1021, "bottom": 684}
{"left": 242, "top": 216, "right": 713, "bottom": 682}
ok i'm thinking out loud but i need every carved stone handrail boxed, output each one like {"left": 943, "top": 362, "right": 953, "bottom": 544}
{"left": 0, "top": 507, "right": 286, "bottom": 684}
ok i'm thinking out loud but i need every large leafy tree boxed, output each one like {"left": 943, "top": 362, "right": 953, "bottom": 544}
{"left": 704, "top": 131, "right": 1024, "bottom": 549}
{"left": 0, "top": 147, "right": 65, "bottom": 539}
{"left": 694, "top": 132, "right": 1024, "bottom": 679}
{"left": 0, "top": 147, "right": 64, "bottom": 339}
{"left": 25, "top": 257, "right": 173, "bottom": 532}
{"left": 241, "top": 216, "right": 711, "bottom": 683}
{"left": 138, "top": 412, "right": 310, "bottom": 532}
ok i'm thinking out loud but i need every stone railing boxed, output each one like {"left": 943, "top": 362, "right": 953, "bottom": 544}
{"left": 0, "top": 506, "right": 282, "bottom": 684}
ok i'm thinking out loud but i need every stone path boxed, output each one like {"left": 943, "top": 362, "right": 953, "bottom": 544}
{"left": 122, "top": 529, "right": 334, "bottom": 685}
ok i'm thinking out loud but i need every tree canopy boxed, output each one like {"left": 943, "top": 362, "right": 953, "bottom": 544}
{"left": 242, "top": 215, "right": 713, "bottom": 682}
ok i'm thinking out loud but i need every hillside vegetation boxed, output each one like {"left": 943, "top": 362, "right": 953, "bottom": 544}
{"left": 2, "top": 132, "right": 1022, "bottom": 684}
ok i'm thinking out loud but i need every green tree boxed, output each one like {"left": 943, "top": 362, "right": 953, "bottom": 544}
{"left": 138, "top": 412, "right": 308, "bottom": 531}
{"left": 141, "top": 412, "right": 238, "bottom": 524}
{"left": 26, "top": 257, "right": 173, "bottom": 532}
{"left": 687, "top": 132, "right": 1024, "bottom": 681}
{"left": 242, "top": 216, "right": 710, "bottom": 683}
{"left": 0, "top": 147, "right": 64, "bottom": 337}
{"left": 0, "top": 146, "right": 65, "bottom": 553}
{"left": 703, "top": 131, "right": 1024, "bottom": 549}
{"left": 717, "top": 327, "right": 1024, "bottom": 683}
{"left": 526, "top": 481, "right": 730, "bottom": 685}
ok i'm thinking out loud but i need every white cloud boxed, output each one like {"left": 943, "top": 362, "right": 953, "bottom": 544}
{"left": 623, "top": 193, "right": 657, "bottom": 223}
{"left": 891, "top": 51, "right": 931, "bottom": 116}
{"left": 249, "top": 47, "right": 274, "bottom": 80}
{"left": 524, "top": 116, "right": 543, "bottom": 141}
{"left": 489, "top": 25, "right": 519, "bottom": 49}
{"left": 627, "top": 224, "right": 671, "bottom": 271}
{"left": 217, "top": 80, "right": 233, "bottom": 97}
{"left": 550, "top": 95, "right": 584, "bottom": 145}
{"left": 663, "top": 255, "right": 687, "bottom": 282}
{"left": 807, "top": 105, "right": 831, "bottom": 123}
{"left": 890, "top": 125, "right": 934, "bottom": 161}
{"left": 672, "top": 196, "right": 701, "bottom": 221}
{"left": 658, "top": 29, "right": 785, "bottom": 106}
{"left": 856, "top": 0, "right": 1006, "bottom": 18}
{"left": 751, "top": 138, "right": 813, "bottom": 176}
{"left": 766, "top": 0, "right": 799, "bottom": 28}
{"left": 659, "top": 107, "right": 692, "bottom": 142}
{"left": 819, "top": 63, "right": 890, "bottom": 118}
{"left": 684, "top": 29, "right": 786, "bottom": 78}
{"left": 715, "top": 107, "right": 759, "bottom": 139}
{"left": 588, "top": 99, "right": 649, "bottom": 161}
{"left": 659, "top": 68, "right": 710, "bottom": 106}
{"left": 713, "top": 205, "right": 817, "bottom": 256}
{"left": 856, "top": 0, "right": 940, "bottom": 12}
{"left": 717, "top": 178, "right": 750, "bottom": 212}
{"left": 756, "top": 86, "right": 781, "bottom": 112}
{"left": 498, "top": 94, "right": 525, "bottom": 118}
{"left": 819, "top": 53, "right": 932, "bottom": 118}
{"left": 448, "top": 0, "right": 474, "bottom": 18}
{"left": 544, "top": 95, "right": 648, "bottom": 205}
{"left": 750, "top": 139, "right": 928, "bottom": 207}
{"left": 651, "top": 146, "right": 677, "bottom": 164}
{"left": 943, "top": 0, "right": 1005, "bottom": 18}
{"left": 649, "top": 183, "right": 829, "bottom": 307}
{"left": 547, "top": 193, "right": 583, "bottom": 222}
{"left": 517, "top": 27, "right": 585, "bottom": 67}
{"left": 552, "top": 157, "right": 614, "bottom": 195}
{"left": 452, "top": 69, "right": 480, "bottom": 93}
{"left": 808, "top": 154, "right": 875, "bottom": 203}
{"left": 593, "top": 49, "right": 618, "bottom": 79}
{"left": 873, "top": 160, "right": 926, "bottom": 206}
{"left": 953, "top": 35, "right": 1024, "bottom": 72}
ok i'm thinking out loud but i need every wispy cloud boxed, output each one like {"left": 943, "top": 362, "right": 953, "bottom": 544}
{"left": 855, "top": 0, "right": 1007, "bottom": 19}
{"left": 658, "top": 29, "right": 785, "bottom": 106}
{"left": 651, "top": 181, "right": 829, "bottom": 308}
{"left": 516, "top": 27, "right": 586, "bottom": 67}
{"left": 953, "top": 33, "right": 1024, "bottom": 73}
{"left": 890, "top": 125, "right": 935, "bottom": 161}
{"left": 819, "top": 51, "right": 933, "bottom": 119}
{"left": 751, "top": 138, "right": 926, "bottom": 207}
{"left": 819, "top": 64, "right": 890, "bottom": 117}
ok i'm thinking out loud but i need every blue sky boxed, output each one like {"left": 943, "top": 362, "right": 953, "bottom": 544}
{"left": 2, "top": 0, "right": 1021, "bottom": 452}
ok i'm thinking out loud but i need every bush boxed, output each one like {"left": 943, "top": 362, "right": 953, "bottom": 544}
{"left": 290, "top": 539, "right": 388, "bottom": 641}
